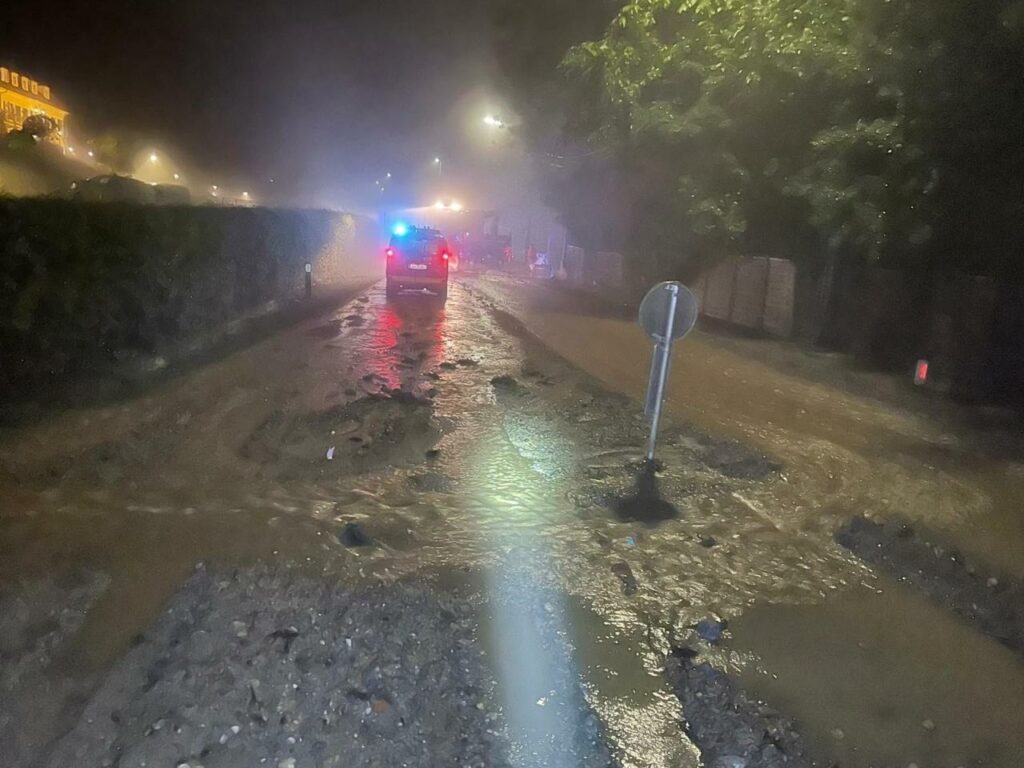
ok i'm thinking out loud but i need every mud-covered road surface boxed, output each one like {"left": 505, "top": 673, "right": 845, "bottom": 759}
{"left": 2, "top": 275, "right": 1024, "bottom": 767}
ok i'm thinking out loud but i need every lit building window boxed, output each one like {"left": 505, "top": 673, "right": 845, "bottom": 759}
{"left": 31, "top": 81, "right": 38, "bottom": 95}
{"left": 0, "top": 68, "right": 9, "bottom": 83}
{"left": 11, "top": 72, "right": 19, "bottom": 87}
{"left": 40, "top": 85, "right": 50, "bottom": 99}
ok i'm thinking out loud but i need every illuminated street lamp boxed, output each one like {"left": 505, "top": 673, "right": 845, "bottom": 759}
{"left": 173, "top": 173, "right": 180, "bottom": 181}
{"left": 87, "top": 150, "right": 94, "bottom": 158}
{"left": 242, "top": 191, "right": 250, "bottom": 200}
{"left": 483, "top": 114, "right": 505, "bottom": 128}
{"left": 449, "top": 201, "right": 463, "bottom": 212}
{"left": 434, "top": 200, "right": 445, "bottom": 210}
{"left": 149, "top": 152, "right": 159, "bottom": 163}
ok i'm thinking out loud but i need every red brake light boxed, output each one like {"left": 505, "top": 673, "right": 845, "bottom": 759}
{"left": 914, "top": 359, "right": 929, "bottom": 385}
{"left": 441, "top": 251, "right": 450, "bottom": 261}
{"left": 385, "top": 248, "right": 395, "bottom": 258}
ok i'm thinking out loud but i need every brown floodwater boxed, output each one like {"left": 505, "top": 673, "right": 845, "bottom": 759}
{"left": 2, "top": 276, "right": 1022, "bottom": 767}
{"left": 729, "top": 579, "right": 1024, "bottom": 767}
{"left": 471, "top": 275, "right": 1024, "bottom": 766}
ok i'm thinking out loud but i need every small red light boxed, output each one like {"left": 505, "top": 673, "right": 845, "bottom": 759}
{"left": 385, "top": 248, "right": 394, "bottom": 258}
{"left": 914, "top": 359, "right": 929, "bottom": 385}
{"left": 441, "top": 251, "right": 449, "bottom": 261}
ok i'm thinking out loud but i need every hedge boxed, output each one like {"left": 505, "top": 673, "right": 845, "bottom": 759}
{"left": 0, "top": 199, "right": 374, "bottom": 398}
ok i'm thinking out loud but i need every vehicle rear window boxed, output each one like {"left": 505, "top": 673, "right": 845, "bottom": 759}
{"left": 391, "top": 233, "right": 446, "bottom": 256}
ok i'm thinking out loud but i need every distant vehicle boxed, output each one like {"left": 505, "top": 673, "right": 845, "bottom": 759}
{"left": 459, "top": 210, "right": 511, "bottom": 269}
{"left": 385, "top": 225, "right": 450, "bottom": 300}
{"left": 70, "top": 174, "right": 156, "bottom": 204}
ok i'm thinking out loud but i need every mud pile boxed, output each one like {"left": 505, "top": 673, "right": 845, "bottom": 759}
{"left": 837, "top": 515, "right": 1024, "bottom": 655}
{"left": 45, "top": 565, "right": 508, "bottom": 768}
{"left": 42, "top": 564, "right": 621, "bottom": 768}
{"left": 241, "top": 393, "right": 441, "bottom": 481}
{"left": 666, "top": 650, "right": 810, "bottom": 768}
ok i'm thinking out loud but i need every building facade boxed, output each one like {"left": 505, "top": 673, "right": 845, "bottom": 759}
{"left": 0, "top": 66, "right": 68, "bottom": 149}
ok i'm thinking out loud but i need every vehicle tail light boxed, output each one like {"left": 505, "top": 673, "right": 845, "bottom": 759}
{"left": 914, "top": 359, "right": 929, "bottom": 385}
{"left": 441, "top": 251, "right": 450, "bottom": 261}
{"left": 386, "top": 247, "right": 395, "bottom": 259}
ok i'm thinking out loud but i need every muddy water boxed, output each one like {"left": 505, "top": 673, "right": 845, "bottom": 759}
{"left": 474, "top": 288, "right": 1024, "bottom": 581}
{"left": 0, "top": 282, "right": 695, "bottom": 765}
{"left": 469, "top": 275, "right": 1024, "bottom": 766}
{"left": 730, "top": 578, "right": 1024, "bottom": 767}
{"left": 2, "top": 277, "right": 1022, "bottom": 766}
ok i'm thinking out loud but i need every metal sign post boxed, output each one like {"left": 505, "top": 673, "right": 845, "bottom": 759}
{"left": 638, "top": 281, "right": 698, "bottom": 464}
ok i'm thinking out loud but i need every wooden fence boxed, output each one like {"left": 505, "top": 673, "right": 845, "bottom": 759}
{"left": 693, "top": 256, "right": 797, "bottom": 338}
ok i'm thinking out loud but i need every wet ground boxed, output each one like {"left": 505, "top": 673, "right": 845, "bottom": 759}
{"left": 470, "top": 274, "right": 1024, "bottom": 767}
{"left": 1, "top": 275, "right": 1023, "bottom": 766}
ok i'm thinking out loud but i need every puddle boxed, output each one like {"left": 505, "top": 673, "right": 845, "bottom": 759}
{"left": 729, "top": 579, "right": 1024, "bottom": 768}
{"left": 472, "top": 566, "right": 692, "bottom": 768}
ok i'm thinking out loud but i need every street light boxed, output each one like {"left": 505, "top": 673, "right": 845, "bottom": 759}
{"left": 87, "top": 150, "right": 94, "bottom": 158}
{"left": 173, "top": 173, "right": 180, "bottom": 181}
{"left": 434, "top": 200, "right": 445, "bottom": 210}
{"left": 149, "top": 152, "right": 159, "bottom": 163}
{"left": 450, "top": 201, "right": 463, "bottom": 212}
{"left": 483, "top": 114, "right": 505, "bottom": 128}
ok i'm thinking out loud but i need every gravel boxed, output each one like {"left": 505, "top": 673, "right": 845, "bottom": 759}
{"left": 665, "top": 650, "right": 811, "bottom": 768}
{"left": 45, "top": 565, "right": 510, "bottom": 768}
{"left": 43, "top": 564, "right": 618, "bottom": 768}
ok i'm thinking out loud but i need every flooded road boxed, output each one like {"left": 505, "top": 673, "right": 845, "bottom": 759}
{"left": 2, "top": 275, "right": 1023, "bottom": 766}
{"left": 470, "top": 274, "right": 1024, "bottom": 767}
{"left": 471, "top": 276, "right": 1024, "bottom": 581}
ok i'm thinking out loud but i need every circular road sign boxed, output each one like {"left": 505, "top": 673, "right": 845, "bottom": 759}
{"left": 638, "top": 281, "right": 699, "bottom": 342}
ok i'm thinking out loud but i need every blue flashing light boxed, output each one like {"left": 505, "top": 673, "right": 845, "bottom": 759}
{"left": 392, "top": 222, "right": 409, "bottom": 237}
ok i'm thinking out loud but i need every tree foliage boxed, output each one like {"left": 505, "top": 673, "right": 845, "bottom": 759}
{"left": 513, "top": 0, "right": 1024, "bottom": 279}
{"left": 20, "top": 114, "right": 57, "bottom": 140}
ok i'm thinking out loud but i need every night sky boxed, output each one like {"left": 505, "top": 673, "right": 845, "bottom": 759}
{"left": 1, "top": 0, "right": 524, "bottom": 209}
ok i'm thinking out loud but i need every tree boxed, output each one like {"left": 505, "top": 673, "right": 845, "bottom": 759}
{"left": 791, "top": 0, "right": 1024, "bottom": 276}
{"left": 503, "top": 0, "right": 1024, "bottom": 281}
{"left": 555, "top": 0, "right": 867, "bottom": 277}
{"left": 20, "top": 114, "right": 57, "bottom": 140}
